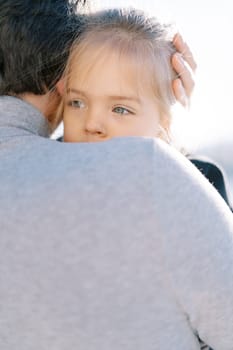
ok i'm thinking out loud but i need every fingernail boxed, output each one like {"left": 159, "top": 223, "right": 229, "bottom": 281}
{"left": 182, "top": 96, "right": 190, "bottom": 108}
{"left": 178, "top": 34, "right": 184, "bottom": 45}
{"left": 179, "top": 86, "right": 188, "bottom": 107}
{"left": 176, "top": 53, "right": 184, "bottom": 65}
{"left": 181, "top": 96, "right": 187, "bottom": 107}
{"left": 174, "top": 33, "right": 183, "bottom": 45}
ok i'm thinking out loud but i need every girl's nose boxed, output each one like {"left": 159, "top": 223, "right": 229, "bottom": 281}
{"left": 85, "top": 113, "right": 107, "bottom": 137}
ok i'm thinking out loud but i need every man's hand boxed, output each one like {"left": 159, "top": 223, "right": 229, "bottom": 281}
{"left": 172, "top": 33, "right": 197, "bottom": 107}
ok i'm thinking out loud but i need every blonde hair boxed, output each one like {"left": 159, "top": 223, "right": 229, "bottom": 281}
{"left": 58, "top": 8, "right": 177, "bottom": 141}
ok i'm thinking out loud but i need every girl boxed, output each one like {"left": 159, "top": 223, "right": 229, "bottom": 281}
{"left": 60, "top": 8, "right": 180, "bottom": 143}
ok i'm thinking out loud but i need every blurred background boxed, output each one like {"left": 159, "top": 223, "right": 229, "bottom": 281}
{"left": 92, "top": 0, "right": 233, "bottom": 201}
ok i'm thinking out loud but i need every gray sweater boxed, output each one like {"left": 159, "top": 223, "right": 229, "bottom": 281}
{"left": 0, "top": 96, "right": 233, "bottom": 350}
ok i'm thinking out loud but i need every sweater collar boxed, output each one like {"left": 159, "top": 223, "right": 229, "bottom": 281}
{"left": 0, "top": 96, "right": 51, "bottom": 138}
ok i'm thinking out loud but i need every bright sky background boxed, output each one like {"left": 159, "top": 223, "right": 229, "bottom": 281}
{"left": 92, "top": 0, "right": 233, "bottom": 151}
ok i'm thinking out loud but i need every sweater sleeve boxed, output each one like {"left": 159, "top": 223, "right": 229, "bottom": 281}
{"left": 151, "top": 141, "right": 233, "bottom": 350}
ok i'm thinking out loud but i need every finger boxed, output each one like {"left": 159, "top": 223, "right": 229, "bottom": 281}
{"left": 172, "top": 78, "right": 188, "bottom": 107}
{"left": 172, "top": 53, "right": 195, "bottom": 98}
{"left": 173, "top": 33, "right": 197, "bottom": 72}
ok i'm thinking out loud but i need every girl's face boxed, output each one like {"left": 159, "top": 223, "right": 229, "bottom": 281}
{"left": 63, "top": 50, "right": 165, "bottom": 143}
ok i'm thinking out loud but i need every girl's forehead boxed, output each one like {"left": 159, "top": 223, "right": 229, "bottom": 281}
{"left": 71, "top": 47, "right": 135, "bottom": 73}
{"left": 69, "top": 46, "right": 154, "bottom": 94}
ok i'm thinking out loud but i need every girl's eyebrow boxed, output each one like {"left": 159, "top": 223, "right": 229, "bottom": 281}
{"left": 109, "top": 95, "right": 141, "bottom": 104}
{"left": 67, "top": 88, "right": 85, "bottom": 97}
{"left": 67, "top": 88, "right": 141, "bottom": 104}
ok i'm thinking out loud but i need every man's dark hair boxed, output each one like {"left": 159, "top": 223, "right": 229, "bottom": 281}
{"left": 0, "top": 0, "right": 86, "bottom": 95}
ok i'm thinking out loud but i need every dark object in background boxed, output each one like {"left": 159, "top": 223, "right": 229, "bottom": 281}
{"left": 190, "top": 157, "right": 232, "bottom": 212}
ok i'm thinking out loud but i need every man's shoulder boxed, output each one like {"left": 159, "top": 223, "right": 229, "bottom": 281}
{"left": 38, "top": 136, "right": 162, "bottom": 166}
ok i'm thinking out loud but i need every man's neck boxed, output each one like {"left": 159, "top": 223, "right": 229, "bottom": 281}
{"left": 19, "top": 92, "right": 51, "bottom": 118}
{"left": 19, "top": 90, "right": 60, "bottom": 130}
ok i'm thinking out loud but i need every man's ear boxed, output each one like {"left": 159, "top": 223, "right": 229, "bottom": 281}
{"left": 56, "top": 79, "right": 65, "bottom": 95}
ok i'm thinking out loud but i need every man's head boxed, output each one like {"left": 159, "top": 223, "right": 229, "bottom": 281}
{"left": 0, "top": 0, "right": 86, "bottom": 96}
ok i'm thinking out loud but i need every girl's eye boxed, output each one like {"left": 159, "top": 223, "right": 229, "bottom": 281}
{"left": 68, "top": 100, "right": 86, "bottom": 109}
{"left": 113, "top": 106, "right": 132, "bottom": 115}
